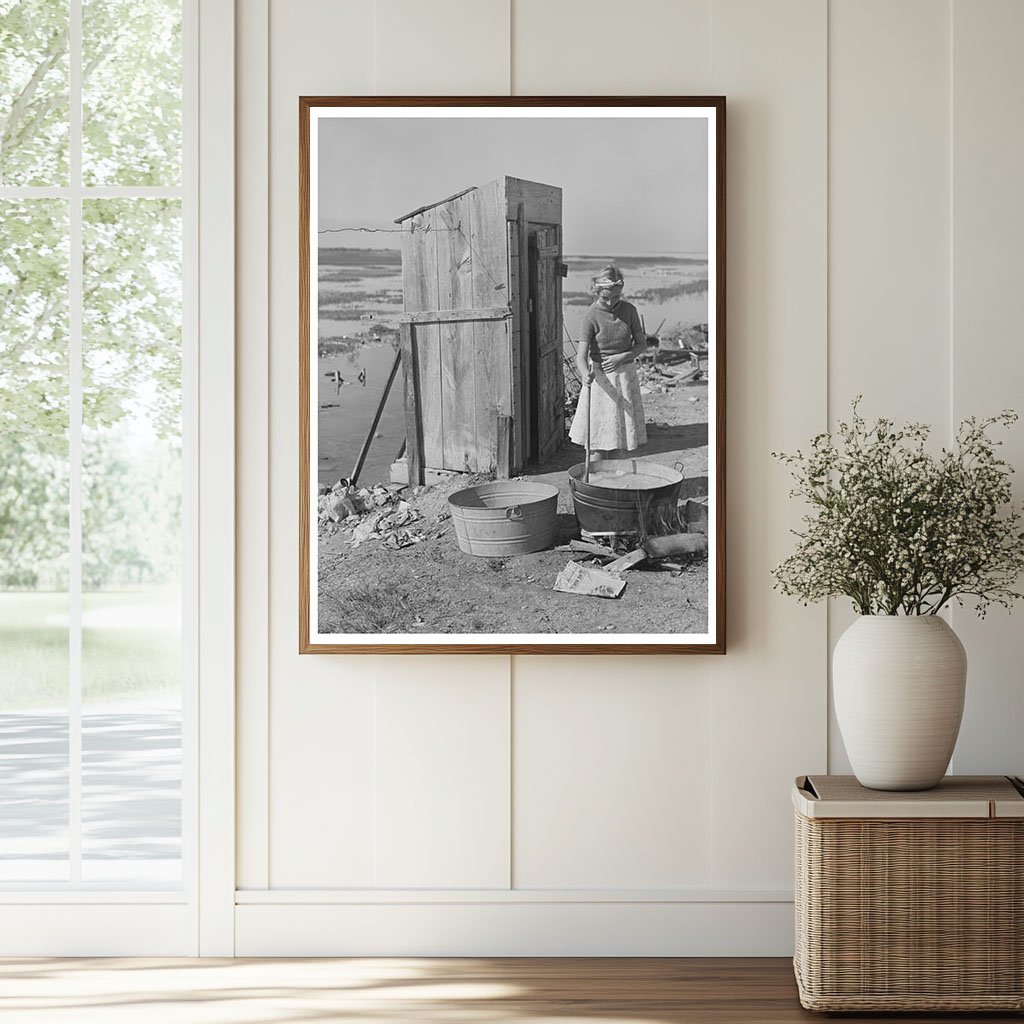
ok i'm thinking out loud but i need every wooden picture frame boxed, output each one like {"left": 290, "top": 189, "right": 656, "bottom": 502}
{"left": 300, "top": 96, "right": 725, "bottom": 653}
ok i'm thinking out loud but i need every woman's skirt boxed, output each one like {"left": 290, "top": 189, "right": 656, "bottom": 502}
{"left": 569, "top": 361, "right": 647, "bottom": 452}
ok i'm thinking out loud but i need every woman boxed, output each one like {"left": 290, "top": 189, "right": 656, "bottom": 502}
{"left": 569, "top": 265, "right": 648, "bottom": 459}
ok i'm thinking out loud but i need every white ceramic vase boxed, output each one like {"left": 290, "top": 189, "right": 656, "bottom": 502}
{"left": 833, "top": 615, "right": 967, "bottom": 791}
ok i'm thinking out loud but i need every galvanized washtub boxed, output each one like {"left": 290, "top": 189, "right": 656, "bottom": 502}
{"left": 568, "top": 459, "right": 684, "bottom": 537}
{"left": 448, "top": 481, "right": 559, "bottom": 556}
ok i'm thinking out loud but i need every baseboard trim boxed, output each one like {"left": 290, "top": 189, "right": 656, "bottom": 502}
{"left": 236, "top": 887, "right": 792, "bottom": 904}
{"left": 235, "top": 900, "right": 795, "bottom": 956}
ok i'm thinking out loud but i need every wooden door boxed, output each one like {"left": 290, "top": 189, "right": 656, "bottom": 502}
{"left": 400, "top": 307, "right": 513, "bottom": 485}
{"left": 529, "top": 226, "right": 564, "bottom": 464}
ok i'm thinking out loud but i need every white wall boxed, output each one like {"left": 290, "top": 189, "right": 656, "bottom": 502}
{"left": 234, "top": 0, "right": 1024, "bottom": 955}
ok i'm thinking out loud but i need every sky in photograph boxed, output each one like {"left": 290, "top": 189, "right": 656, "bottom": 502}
{"left": 317, "top": 114, "right": 709, "bottom": 255}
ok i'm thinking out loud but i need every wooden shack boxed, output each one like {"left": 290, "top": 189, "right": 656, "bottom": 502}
{"left": 391, "top": 176, "right": 564, "bottom": 485}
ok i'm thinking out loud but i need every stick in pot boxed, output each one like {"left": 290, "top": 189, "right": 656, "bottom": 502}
{"left": 584, "top": 378, "right": 592, "bottom": 483}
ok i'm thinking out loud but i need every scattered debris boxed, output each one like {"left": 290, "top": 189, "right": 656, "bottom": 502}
{"left": 384, "top": 529, "right": 425, "bottom": 550}
{"left": 558, "top": 539, "right": 617, "bottom": 558}
{"left": 351, "top": 513, "right": 382, "bottom": 544}
{"left": 553, "top": 561, "right": 626, "bottom": 599}
{"left": 605, "top": 548, "right": 647, "bottom": 573}
{"left": 635, "top": 359, "right": 703, "bottom": 394}
{"left": 317, "top": 480, "right": 428, "bottom": 548}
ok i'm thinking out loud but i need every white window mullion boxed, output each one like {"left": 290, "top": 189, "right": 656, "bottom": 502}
{"left": 0, "top": 186, "right": 183, "bottom": 200}
{"left": 0, "top": 187, "right": 69, "bottom": 199}
{"left": 68, "top": 0, "right": 83, "bottom": 885}
{"left": 0, "top": 0, "right": 202, "bottom": 928}
{"left": 181, "top": 0, "right": 200, "bottom": 915}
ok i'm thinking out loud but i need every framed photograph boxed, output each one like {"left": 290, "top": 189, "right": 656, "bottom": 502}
{"left": 300, "top": 96, "right": 725, "bottom": 654}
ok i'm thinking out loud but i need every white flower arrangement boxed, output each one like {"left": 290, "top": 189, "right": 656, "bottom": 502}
{"left": 772, "top": 400, "right": 1024, "bottom": 616}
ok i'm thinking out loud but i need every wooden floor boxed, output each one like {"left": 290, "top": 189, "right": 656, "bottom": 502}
{"left": 0, "top": 957, "right": 1019, "bottom": 1023}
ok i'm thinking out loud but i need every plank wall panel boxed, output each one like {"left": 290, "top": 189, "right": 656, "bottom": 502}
{"left": 507, "top": 216, "right": 524, "bottom": 467}
{"left": 507, "top": 179, "right": 561, "bottom": 227}
{"left": 269, "top": 672, "right": 378, "bottom": 886}
{"left": 374, "top": 660, "right": 511, "bottom": 888}
{"left": 236, "top": 0, "right": 270, "bottom": 891}
{"left": 827, "top": 0, "right": 951, "bottom": 773}
{"left": 554, "top": 224, "right": 564, "bottom": 433}
{"left": 535, "top": 226, "right": 559, "bottom": 462}
{"left": 468, "top": 180, "right": 509, "bottom": 468}
{"left": 436, "top": 195, "right": 477, "bottom": 471}
{"left": 513, "top": 657, "right": 713, "bottom": 888}
{"left": 404, "top": 211, "right": 444, "bottom": 469}
{"left": 515, "top": 205, "right": 532, "bottom": 463}
{"left": 708, "top": 0, "right": 828, "bottom": 888}
{"left": 510, "top": 2, "right": 717, "bottom": 894}
{"left": 828, "top": 0, "right": 950, "bottom": 427}
{"left": 512, "top": 0, "right": 711, "bottom": 95}
{"left": 245, "top": 0, "right": 1024, "bottom": 949}
{"left": 266, "top": 0, "right": 378, "bottom": 889}
{"left": 355, "top": 7, "right": 515, "bottom": 893}
{"left": 949, "top": 0, "right": 1024, "bottom": 778}
{"left": 375, "top": 0, "right": 511, "bottom": 96}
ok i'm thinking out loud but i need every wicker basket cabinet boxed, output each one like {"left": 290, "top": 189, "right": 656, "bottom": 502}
{"left": 793, "top": 775, "right": 1024, "bottom": 1012}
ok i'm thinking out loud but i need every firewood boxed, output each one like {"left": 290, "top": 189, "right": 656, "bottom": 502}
{"left": 604, "top": 548, "right": 647, "bottom": 573}
{"left": 643, "top": 533, "right": 709, "bottom": 558}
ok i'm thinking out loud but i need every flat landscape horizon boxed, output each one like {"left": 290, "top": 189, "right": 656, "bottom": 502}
{"left": 316, "top": 247, "right": 710, "bottom": 489}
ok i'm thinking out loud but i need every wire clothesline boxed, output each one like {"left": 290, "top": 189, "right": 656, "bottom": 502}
{"left": 318, "top": 225, "right": 459, "bottom": 234}
{"left": 318, "top": 226, "right": 407, "bottom": 234}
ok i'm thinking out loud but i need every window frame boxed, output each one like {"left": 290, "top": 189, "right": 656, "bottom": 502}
{"left": 0, "top": 0, "right": 235, "bottom": 955}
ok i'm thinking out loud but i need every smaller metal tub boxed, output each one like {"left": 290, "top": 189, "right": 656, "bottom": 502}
{"left": 448, "top": 481, "right": 559, "bottom": 557}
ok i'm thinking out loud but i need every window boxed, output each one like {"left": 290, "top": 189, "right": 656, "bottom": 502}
{"left": 0, "top": 0, "right": 193, "bottom": 890}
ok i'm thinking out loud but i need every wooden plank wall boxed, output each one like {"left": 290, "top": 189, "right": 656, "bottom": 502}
{"left": 555, "top": 223, "right": 564, "bottom": 440}
{"left": 467, "top": 180, "right": 510, "bottom": 474}
{"left": 504, "top": 177, "right": 562, "bottom": 471}
{"left": 514, "top": 202, "right": 530, "bottom": 466}
{"left": 535, "top": 226, "right": 563, "bottom": 462}
{"left": 435, "top": 195, "right": 476, "bottom": 470}
{"left": 506, "top": 212, "right": 524, "bottom": 471}
{"left": 536, "top": 226, "right": 549, "bottom": 459}
{"left": 401, "top": 211, "right": 443, "bottom": 469}
{"left": 399, "top": 322, "right": 423, "bottom": 486}
{"left": 507, "top": 176, "right": 562, "bottom": 225}
{"left": 400, "top": 177, "right": 562, "bottom": 476}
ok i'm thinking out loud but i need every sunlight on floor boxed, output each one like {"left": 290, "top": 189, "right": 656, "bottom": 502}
{"left": 0, "top": 958, "right": 672, "bottom": 1024}
{"left": 0, "top": 958, "right": 622, "bottom": 1024}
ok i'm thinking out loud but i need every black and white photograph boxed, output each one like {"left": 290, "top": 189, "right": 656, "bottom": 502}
{"left": 300, "top": 98, "right": 725, "bottom": 653}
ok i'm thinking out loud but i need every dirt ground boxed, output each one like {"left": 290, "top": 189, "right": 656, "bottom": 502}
{"left": 317, "top": 354, "right": 709, "bottom": 637}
